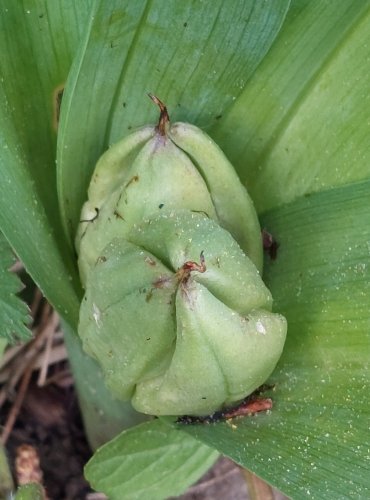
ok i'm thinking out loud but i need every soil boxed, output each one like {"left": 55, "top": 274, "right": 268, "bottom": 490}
{"left": 3, "top": 378, "right": 92, "bottom": 499}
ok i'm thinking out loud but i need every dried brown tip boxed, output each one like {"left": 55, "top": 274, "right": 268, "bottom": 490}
{"left": 177, "top": 251, "right": 206, "bottom": 283}
{"left": 148, "top": 93, "right": 170, "bottom": 136}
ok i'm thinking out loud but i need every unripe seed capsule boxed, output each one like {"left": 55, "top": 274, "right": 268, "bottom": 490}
{"left": 76, "top": 98, "right": 287, "bottom": 416}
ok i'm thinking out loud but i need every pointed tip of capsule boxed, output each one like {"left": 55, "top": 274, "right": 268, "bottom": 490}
{"left": 148, "top": 93, "right": 170, "bottom": 135}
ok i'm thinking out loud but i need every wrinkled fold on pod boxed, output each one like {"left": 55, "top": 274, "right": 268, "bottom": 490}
{"left": 76, "top": 116, "right": 263, "bottom": 286}
{"left": 78, "top": 237, "right": 177, "bottom": 400}
{"left": 134, "top": 284, "right": 287, "bottom": 416}
{"left": 168, "top": 122, "right": 262, "bottom": 271}
{"left": 77, "top": 134, "right": 217, "bottom": 285}
{"left": 78, "top": 211, "right": 286, "bottom": 416}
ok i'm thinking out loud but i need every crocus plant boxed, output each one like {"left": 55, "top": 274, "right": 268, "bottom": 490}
{"left": 0, "top": 2, "right": 369, "bottom": 499}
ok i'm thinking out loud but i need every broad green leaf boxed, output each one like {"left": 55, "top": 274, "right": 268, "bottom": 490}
{"left": 0, "top": 1, "right": 93, "bottom": 327}
{"left": 57, "top": 0, "right": 290, "bottom": 243}
{"left": 85, "top": 418, "right": 219, "bottom": 500}
{"left": 0, "top": 233, "right": 31, "bottom": 343}
{"left": 212, "top": 0, "right": 370, "bottom": 212}
{"left": 182, "top": 180, "right": 370, "bottom": 499}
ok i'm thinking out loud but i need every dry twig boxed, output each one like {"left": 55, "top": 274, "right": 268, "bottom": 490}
{"left": 0, "top": 301, "right": 63, "bottom": 446}
{"left": 1, "top": 364, "right": 34, "bottom": 445}
{"left": 0, "top": 306, "right": 59, "bottom": 408}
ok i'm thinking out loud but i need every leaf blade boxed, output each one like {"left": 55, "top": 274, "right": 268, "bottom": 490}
{"left": 212, "top": 0, "right": 370, "bottom": 212}
{"left": 85, "top": 419, "right": 218, "bottom": 500}
{"left": 57, "top": 0, "right": 290, "bottom": 242}
{"left": 0, "top": 1, "right": 94, "bottom": 325}
{"left": 181, "top": 181, "right": 370, "bottom": 499}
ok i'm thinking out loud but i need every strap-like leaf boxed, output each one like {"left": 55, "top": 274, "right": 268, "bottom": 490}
{"left": 183, "top": 180, "right": 370, "bottom": 499}
{"left": 0, "top": 1, "right": 94, "bottom": 327}
{"left": 212, "top": 0, "right": 370, "bottom": 212}
{"left": 57, "top": 0, "right": 290, "bottom": 243}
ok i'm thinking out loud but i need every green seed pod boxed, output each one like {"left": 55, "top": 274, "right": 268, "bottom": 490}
{"left": 76, "top": 97, "right": 287, "bottom": 416}
{"left": 76, "top": 96, "right": 262, "bottom": 286}
{"left": 79, "top": 210, "right": 286, "bottom": 416}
